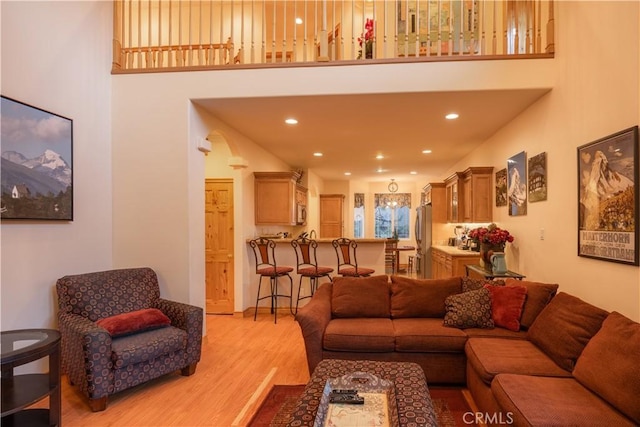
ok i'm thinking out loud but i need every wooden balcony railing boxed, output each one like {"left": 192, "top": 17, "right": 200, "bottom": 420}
{"left": 112, "top": 0, "right": 555, "bottom": 73}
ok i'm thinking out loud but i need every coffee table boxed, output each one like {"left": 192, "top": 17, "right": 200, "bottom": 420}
{"left": 286, "top": 359, "right": 437, "bottom": 426}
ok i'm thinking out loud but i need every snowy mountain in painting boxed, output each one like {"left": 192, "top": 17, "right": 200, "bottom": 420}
{"left": 2, "top": 149, "right": 71, "bottom": 188}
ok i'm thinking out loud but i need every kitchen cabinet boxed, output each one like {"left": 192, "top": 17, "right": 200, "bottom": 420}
{"left": 462, "top": 167, "right": 494, "bottom": 223}
{"left": 423, "top": 182, "right": 447, "bottom": 224}
{"left": 431, "top": 247, "right": 480, "bottom": 279}
{"left": 254, "top": 171, "right": 306, "bottom": 225}
{"left": 444, "top": 172, "right": 464, "bottom": 223}
{"left": 319, "top": 194, "right": 345, "bottom": 238}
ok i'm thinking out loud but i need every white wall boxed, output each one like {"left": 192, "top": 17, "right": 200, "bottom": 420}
{"left": 443, "top": 1, "right": 640, "bottom": 321}
{"left": 1, "top": 1, "right": 113, "bottom": 330}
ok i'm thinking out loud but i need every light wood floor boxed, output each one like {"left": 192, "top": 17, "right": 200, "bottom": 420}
{"left": 50, "top": 312, "right": 310, "bottom": 427}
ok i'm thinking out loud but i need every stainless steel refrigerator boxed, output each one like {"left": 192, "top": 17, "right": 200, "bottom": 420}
{"left": 414, "top": 204, "right": 433, "bottom": 278}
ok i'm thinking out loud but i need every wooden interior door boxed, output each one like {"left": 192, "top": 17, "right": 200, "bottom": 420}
{"left": 205, "top": 179, "right": 234, "bottom": 314}
{"left": 319, "top": 194, "right": 345, "bottom": 238}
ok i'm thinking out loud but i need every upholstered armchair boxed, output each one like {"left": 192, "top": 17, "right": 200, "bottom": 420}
{"left": 56, "top": 267, "right": 203, "bottom": 411}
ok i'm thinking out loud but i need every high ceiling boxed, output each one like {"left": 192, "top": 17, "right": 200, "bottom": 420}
{"left": 195, "top": 88, "right": 549, "bottom": 183}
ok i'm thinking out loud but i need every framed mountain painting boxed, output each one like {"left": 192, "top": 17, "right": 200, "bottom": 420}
{"left": 1, "top": 96, "right": 73, "bottom": 220}
{"left": 578, "top": 126, "right": 639, "bottom": 265}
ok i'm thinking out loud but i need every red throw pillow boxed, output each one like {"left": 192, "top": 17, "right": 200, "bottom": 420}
{"left": 97, "top": 308, "right": 171, "bottom": 337}
{"left": 484, "top": 284, "right": 527, "bottom": 331}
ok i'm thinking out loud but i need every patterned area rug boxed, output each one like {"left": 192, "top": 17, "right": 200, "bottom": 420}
{"left": 247, "top": 385, "right": 472, "bottom": 427}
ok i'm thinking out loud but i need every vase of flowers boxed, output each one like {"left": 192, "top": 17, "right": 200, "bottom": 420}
{"left": 468, "top": 223, "right": 514, "bottom": 272}
{"left": 358, "top": 18, "right": 374, "bottom": 59}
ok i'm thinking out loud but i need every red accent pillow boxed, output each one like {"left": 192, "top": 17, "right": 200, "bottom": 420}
{"left": 97, "top": 308, "right": 171, "bottom": 337}
{"left": 484, "top": 284, "right": 527, "bottom": 331}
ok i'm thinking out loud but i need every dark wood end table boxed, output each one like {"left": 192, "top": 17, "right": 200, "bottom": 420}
{"left": 1, "top": 329, "right": 61, "bottom": 427}
{"left": 465, "top": 264, "right": 526, "bottom": 280}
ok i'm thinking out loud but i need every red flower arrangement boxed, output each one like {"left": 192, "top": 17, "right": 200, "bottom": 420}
{"left": 468, "top": 223, "right": 514, "bottom": 246}
{"left": 357, "top": 18, "right": 374, "bottom": 59}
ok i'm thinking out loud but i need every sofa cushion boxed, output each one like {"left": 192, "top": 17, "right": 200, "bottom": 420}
{"left": 464, "top": 327, "right": 526, "bottom": 340}
{"left": 527, "top": 292, "right": 608, "bottom": 372}
{"left": 323, "top": 318, "right": 395, "bottom": 352}
{"left": 390, "top": 276, "right": 462, "bottom": 318}
{"left": 492, "top": 374, "right": 636, "bottom": 427}
{"left": 111, "top": 326, "right": 187, "bottom": 368}
{"left": 465, "top": 338, "right": 570, "bottom": 385}
{"left": 505, "top": 279, "right": 558, "bottom": 329}
{"left": 443, "top": 288, "right": 494, "bottom": 329}
{"left": 461, "top": 276, "right": 504, "bottom": 292}
{"left": 484, "top": 284, "right": 527, "bottom": 331}
{"left": 392, "top": 318, "right": 468, "bottom": 352}
{"left": 331, "top": 275, "right": 390, "bottom": 318}
{"left": 573, "top": 312, "right": 640, "bottom": 424}
{"left": 97, "top": 308, "right": 171, "bottom": 337}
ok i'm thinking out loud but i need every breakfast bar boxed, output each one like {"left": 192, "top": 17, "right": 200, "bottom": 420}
{"left": 246, "top": 238, "right": 386, "bottom": 313}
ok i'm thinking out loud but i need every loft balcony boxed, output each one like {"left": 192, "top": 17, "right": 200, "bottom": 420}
{"left": 111, "top": 0, "right": 555, "bottom": 73}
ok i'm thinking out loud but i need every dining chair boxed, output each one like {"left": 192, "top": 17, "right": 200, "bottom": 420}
{"left": 331, "top": 237, "right": 375, "bottom": 277}
{"left": 384, "top": 238, "right": 399, "bottom": 274}
{"left": 291, "top": 237, "right": 333, "bottom": 313}
{"left": 249, "top": 237, "right": 294, "bottom": 323}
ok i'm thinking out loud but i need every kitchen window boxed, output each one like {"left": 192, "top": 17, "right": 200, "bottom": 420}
{"left": 374, "top": 193, "right": 411, "bottom": 239}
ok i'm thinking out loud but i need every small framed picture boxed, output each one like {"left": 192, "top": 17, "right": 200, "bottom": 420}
{"left": 528, "top": 152, "right": 547, "bottom": 202}
{"left": 495, "top": 168, "right": 507, "bottom": 207}
{"left": 578, "top": 126, "right": 639, "bottom": 265}
{"left": 507, "top": 151, "right": 527, "bottom": 216}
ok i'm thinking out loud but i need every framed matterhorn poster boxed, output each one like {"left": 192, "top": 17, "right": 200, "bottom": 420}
{"left": 1, "top": 96, "right": 73, "bottom": 220}
{"left": 578, "top": 126, "right": 639, "bottom": 265}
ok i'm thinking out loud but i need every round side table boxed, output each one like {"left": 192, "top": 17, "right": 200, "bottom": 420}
{"left": 1, "top": 329, "right": 61, "bottom": 426}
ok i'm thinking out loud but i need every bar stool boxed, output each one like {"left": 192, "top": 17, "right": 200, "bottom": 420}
{"left": 331, "top": 237, "right": 375, "bottom": 277}
{"left": 249, "top": 237, "right": 294, "bottom": 323}
{"left": 291, "top": 237, "right": 333, "bottom": 313}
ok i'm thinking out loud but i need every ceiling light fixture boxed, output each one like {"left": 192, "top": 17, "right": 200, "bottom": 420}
{"left": 445, "top": 113, "right": 459, "bottom": 120}
{"left": 422, "top": 149, "right": 432, "bottom": 154}
{"left": 376, "top": 154, "right": 384, "bottom": 159}
{"left": 295, "top": 17, "right": 303, "bottom": 24}
{"left": 410, "top": 171, "right": 417, "bottom": 175}
{"left": 313, "top": 152, "right": 323, "bottom": 157}
{"left": 344, "top": 172, "right": 351, "bottom": 176}
{"left": 285, "top": 118, "right": 298, "bottom": 125}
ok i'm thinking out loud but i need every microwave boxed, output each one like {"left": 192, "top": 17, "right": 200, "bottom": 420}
{"left": 296, "top": 204, "right": 306, "bottom": 225}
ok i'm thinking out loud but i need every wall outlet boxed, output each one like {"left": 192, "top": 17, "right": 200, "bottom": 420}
{"left": 540, "top": 229, "right": 545, "bottom": 240}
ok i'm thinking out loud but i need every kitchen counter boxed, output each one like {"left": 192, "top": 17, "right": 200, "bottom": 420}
{"left": 432, "top": 245, "right": 480, "bottom": 256}
{"left": 246, "top": 237, "right": 384, "bottom": 244}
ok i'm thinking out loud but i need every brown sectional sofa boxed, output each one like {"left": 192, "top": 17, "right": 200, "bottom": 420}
{"left": 295, "top": 274, "right": 640, "bottom": 426}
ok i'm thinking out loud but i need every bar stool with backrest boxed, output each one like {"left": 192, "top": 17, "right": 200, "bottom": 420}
{"left": 249, "top": 237, "right": 294, "bottom": 323}
{"left": 291, "top": 236, "right": 333, "bottom": 313}
{"left": 331, "top": 237, "right": 376, "bottom": 277}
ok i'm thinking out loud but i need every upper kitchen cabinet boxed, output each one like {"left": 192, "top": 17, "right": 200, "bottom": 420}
{"left": 462, "top": 167, "right": 494, "bottom": 223}
{"left": 444, "top": 172, "right": 464, "bottom": 223}
{"left": 254, "top": 171, "right": 307, "bottom": 225}
{"left": 423, "top": 182, "right": 447, "bottom": 224}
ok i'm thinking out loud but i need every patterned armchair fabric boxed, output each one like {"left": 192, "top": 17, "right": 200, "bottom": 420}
{"left": 56, "top": 267, "right": 203, "bottom": 411}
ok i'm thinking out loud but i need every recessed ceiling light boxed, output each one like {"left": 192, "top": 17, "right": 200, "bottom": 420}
{"left": 313, "top": 152, "right": 323, "bottom": 157}
{"left": 285, "top": 118, "right": 298, "bottom": 125}
{"left": 410, "top": 171, "right": 417, "bottom": 175}
{"left": 295, "top": 17, "right": 303, "bottom": 24}
{"left": 376, "top": 154, "right": 384, "bottom": 160}
{"left": 377, "top": 168, "right": 385, "bottom": 173}
{"left": 422, "top": 149, "right": 432, "bottom": 154}
{"left": 344, "top": 172, "right": 351, "bottom": 176}
{"left": 445, "top": 113, "right": 459, "bottom": 120}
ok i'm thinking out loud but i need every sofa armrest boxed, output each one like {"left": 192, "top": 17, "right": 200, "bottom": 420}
{"left": 57, "top": 312, "right": 113, "bottom": 400}
{"left": 295, "top": 281, "right": 333, "bottom": 374}
{"left": 156, "top": 298, "right": 203, "bottom": 365}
